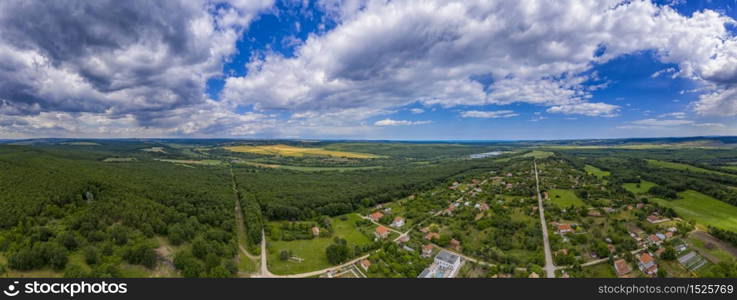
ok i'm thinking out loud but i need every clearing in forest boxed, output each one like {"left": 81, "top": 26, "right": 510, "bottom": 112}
{"left": 224, "top": 144, "right": 380, "bottom": 159}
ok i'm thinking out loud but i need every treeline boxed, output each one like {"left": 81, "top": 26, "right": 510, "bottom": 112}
{"left": 234, "top": 159, "right": 495, "bottom": 220}
{"left": 0, "top": 145, "right": 238, "bottom": 277}
{"left": 709, "top": 227, "right": 737, "bottom": 248}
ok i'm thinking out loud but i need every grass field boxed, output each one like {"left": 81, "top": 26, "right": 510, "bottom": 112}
{"left": 522, "top": 150, "right": 554, "bottom": 159}
{"left": 581, "top": 263, "right": 616, "bottom": 278}
{"left": 549, "top": 189, "right": 585, "bottom": 208}
{"left": 267, "top": 214, "right": 372, "bottom": 275}
{"left": 62, "top": 142, "right": 101, "bottom": 146}
{"left": 225, "top": 144, "right": 380, "bottom": 159}
{"left": 647, "top": 160, "right": 736, "bottom": 178}
{"left": 155, "top": 159, "right": 223, "bottom": 166}
{"left": 103, "top": 157, "right": 137, "bottom": 162}
{"left": 238, "top": 161, "right": 383, "bottom": 172}
{"left": 721, "top": 166, "right": 737, "bottom": 172}
{"left": 622, "top": 180, "right": 657, "bottom": 194}
{"left": 652, "top": 190, "right": 737, "bottom": 232}
{"left": 687, "top": 236, "right": 736, "bottom": 263}
{"left": 584, "top": 165, "right": 610, "bottom": 178}
{"left": 141, "top": 146, "right": 166, "bottom": 153}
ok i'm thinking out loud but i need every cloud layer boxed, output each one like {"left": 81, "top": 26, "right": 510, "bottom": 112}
{"left": 1, "top": 0, "right": 736, "bottom": 138}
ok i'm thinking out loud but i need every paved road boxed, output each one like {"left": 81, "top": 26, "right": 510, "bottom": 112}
{"left": 534, "top": 160, "right": 556, "bottom": 278}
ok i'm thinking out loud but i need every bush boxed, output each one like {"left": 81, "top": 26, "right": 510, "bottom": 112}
{"left": 84, "top": 247, "right": 100, "bottom": 265}
{"left": 63, "top": 264, "right": 88, "bottom": 278}
{"left": 123, "top": 243, "right": 158, "bottom": 269}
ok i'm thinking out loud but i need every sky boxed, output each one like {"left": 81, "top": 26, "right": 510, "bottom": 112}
{"left": 1, "top": 0, "right": 737, "bottom": 140}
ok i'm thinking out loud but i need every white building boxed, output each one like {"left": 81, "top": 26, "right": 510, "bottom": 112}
{"left": 418, "top": 250, "right": 462, "bottom": 278}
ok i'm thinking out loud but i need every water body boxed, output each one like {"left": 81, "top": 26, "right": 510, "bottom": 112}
{"left": 469, "top": 151, "right": 504, "bottom": 159}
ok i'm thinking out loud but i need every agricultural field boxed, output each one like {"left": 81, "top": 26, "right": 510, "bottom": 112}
{"left": 584, "top": 165, "right": 610, "bottom": 178}
{"left": 548, "top": 189, "right": 585, "bottom": 208}
{"left": 237, "top": 161, "right": 383, "bottom": 172}
{"left": 522, "top": 150, "right": 554, "bottom": 159}
{"left": 622, "top": 180, "right": 657, "bottom": 194}
{"left": 155, "top": 159, "right": 224, "bottom": 166}
{"left": 224, "top": 144, "right": 380, "bottom": 158}
{"left": 652, "top": 191, "right": 737, "bottom": 232}
{"left": 646, "top": 160, "right": 735, "bottom": 178}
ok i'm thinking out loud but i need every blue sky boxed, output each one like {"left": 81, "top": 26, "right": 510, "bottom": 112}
{"left": 1, "top": 0, "right": 737, "bottom": 140}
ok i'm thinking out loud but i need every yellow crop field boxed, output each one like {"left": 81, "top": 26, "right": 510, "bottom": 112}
{"left": 224, "top": 144, "right": 380, "bottom": 158}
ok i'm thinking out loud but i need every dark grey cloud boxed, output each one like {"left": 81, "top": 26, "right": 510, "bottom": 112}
{"left": 0, "top": 0, "right": 271, "bottom": 121}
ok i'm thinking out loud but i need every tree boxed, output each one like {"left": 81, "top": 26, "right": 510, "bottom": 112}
{"left": 191, "top": 237, "right": 211, "bottom": 260}
{"left": 174, "top": 251, "right": 202, "bottom": 278}
{"left": 661, "top": 246, "right": 676, "bottom": 260}
{"left": 279, "top": 250, "right": 292, "bottom": 261}
{"left": 123, "top": 243, "right": 157, "bottom": 269}
{"left": 63, "top": 264, "right": 88, "bottom": 278}
{"left": 208, "top": 265, "right": 231, "bottom": 278}
{"left": 57, "top": 232, "right": 78, "bottom": 251}
{"left": 110, "top": 225, "right": 129, "bottom": 246}
{"left": 84, "top": 247, "right": 100, "bottom": 265}
{"left": 326, "top": 241, "right": 351, "bottom": 265}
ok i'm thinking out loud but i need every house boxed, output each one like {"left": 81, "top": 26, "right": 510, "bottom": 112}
{"left": 675, "top": 244, "right": 687, "bottom": 253}
{"left": 422, "top": 245, "right": 434, "bottom": 258}
{"left": 368, "top": 211, "right": 384, "bottom": 222}
{"left": 648, "top": 234, "right": 662, "bottom": 245}
{"left": 587, "top": 209, "right": 602, "bottom": 217}
{"left": 647, "top": 215, "right": 661, "bottom": 224}
{"left": 557, "top": 224, "right": 574, "bottom": 234}
{"left": 392, "top": 217, "right": 405, "bottom": 228}
{"left": 478, "top": 203, "right": 490, "bottom": 211}
{"left": 528, "top": 272, "right": 540, "bottom": 278}
{"left": 311, "top": 226, "right": 320, "bottom": 236}
{"left": 667, "top": 227, "right": 678, "bottom": 233}
{"left": 636, "top": 203, "right": 645, "bottom": 209}
{"left": 449, "top": 182, "right": 460, "bottom": 190}
{"left": 418, "top": 250, "right": 463, "bottom": 278}
{"left": 656, "top": 233, "right": 666, "bottom": 241}
{"left": 638, "top": 253, "right": 658, "bottom": 276}
{"left": 375, "top": 226, "right": 390, "bottom": 239}
{"left": 626, "top": 205, "right": 633, "bottom": 210}
{"left": 602, "top": 207, "right": 615, "bottom": 214}
{"left": 420, "top": 227, "right": 430, "bottom": 233}
{"left": 360, "top": 259, "right": 371, "bottom": 271}
{"left": 443, "top": 204, "right": 456, "bottom": 215}
{"left": 449, "top": 239, "right": 461, "bottom": 251}
{"left": 425, "top": 232, "right": 440, "bottom": 241}
{"left": 613, "top": 259, "right": 632, "bottom": 277}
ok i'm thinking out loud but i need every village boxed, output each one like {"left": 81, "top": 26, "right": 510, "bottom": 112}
{"left": 249, "top": 153, "right": 737, "bottom": 279}
{"left": 336, "top": 156, "right": 737, "bottom": 278}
